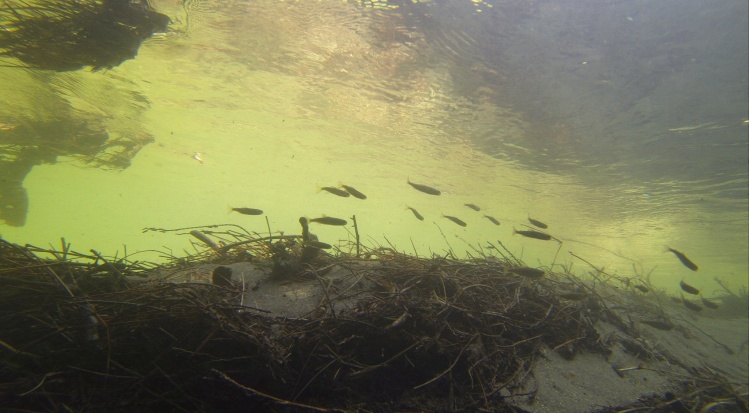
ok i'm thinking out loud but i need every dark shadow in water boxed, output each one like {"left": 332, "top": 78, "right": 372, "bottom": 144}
{"left": 0, "top": 116, "right": 152, "bottom": 227}
{"left": 0, "top": 0, "right": 169, "bottom": 71}
{"left": 0, "top": 0, "right": 166, "bottom": 226}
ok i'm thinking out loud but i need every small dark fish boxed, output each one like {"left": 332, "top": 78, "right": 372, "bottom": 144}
{"left": 700, "top": 296, "right": 719, "bottom": 309}
{"left": 639, "top": 319, "right": 674, "bottom": 331}
{"left": 679, "top": 280, "right": 700, "bottom": 295}
{"left": 407, "top": 179, "right": 441, "bottom": 195}
{"left": 510, "top": 267, "right": 545, "bottom": 278}
{"left": 340, "top": 184, "right": 367, "bottom": 200}
{"left": 558, "top": 292, "right": 588, "bottom": 301}
{"left": 303, "top": 240, "right": 332, "bottom": 249}
{"left": 682, "top": 297, "right": 702, "bottom": 312}
{"left": 406, "top": 206, "right": 424, "bottom": 221}
{"left": 513, "top": 228, "right": 552, "bottom": 241}
{"left": 319, "top": 186, "right": 351, "bottom": 197}
{"left": 309, "top": 216, "right": 348, "bottom": 226}
{"left": 443, "top": 214, "right": 467, "bottom": 227}
{"left": 229, "top": 207, "right": 263, "bottom": 216}
{"left": 528, "top": 217, "right": 548, "bottom": 229}
{"left": 666, "top": 247, "right": 698, "bottom": 271}
{"left": 634, "top": 285, "right": 650, "bottom": 293}
{"left": 483, "top": 215, "right": 500, "bottom": 225}
{"left": 465, "top": 203, "right": 481, "bottom": 211}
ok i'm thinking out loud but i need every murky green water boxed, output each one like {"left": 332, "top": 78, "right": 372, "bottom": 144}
{"left": 1, "top": 0, "right": 747, "bottom": 295}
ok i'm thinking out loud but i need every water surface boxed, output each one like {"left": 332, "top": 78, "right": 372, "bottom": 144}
{"left": 1, "top": 0, "right": 746, "bottom": 295}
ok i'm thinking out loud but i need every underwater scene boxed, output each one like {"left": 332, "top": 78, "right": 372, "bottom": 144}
{"left": 1, "top": 0, "right": 747, "bottom": 412}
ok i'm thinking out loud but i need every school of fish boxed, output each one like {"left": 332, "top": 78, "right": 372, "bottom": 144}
{"left": 221, "top": 177, "right": 714, "bottom": 312}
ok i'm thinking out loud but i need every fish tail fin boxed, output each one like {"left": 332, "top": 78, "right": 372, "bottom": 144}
{"left": 316, "top": 185, "right": 323, "bottom": 194}
{"left": 512, "top": 227, "right": 517, "bottom": 235}
{"left": 227, "top": 205, "right": 234, "bottom": 214}
{"left": 663, "top": 245, "right": 672, "bottom": 253}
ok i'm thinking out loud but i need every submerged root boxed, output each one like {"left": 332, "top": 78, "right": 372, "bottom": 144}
{"left": 0, "top": 235, "right": 744, "bottom": 412}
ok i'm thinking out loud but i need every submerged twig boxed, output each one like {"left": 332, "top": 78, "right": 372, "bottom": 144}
{"left": 414, "top": 334, "right": 478, "bottom": 390}
{"left": 211, "top": 369, "right": 346, "bottom": 412}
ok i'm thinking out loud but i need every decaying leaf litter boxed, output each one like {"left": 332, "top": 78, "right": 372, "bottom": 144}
{"left": 0, "top": 222, "right": 746, "bottom": 413}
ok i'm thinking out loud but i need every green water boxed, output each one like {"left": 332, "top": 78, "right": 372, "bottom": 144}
{"left": 1, "top": 0, "right": 747, "bottom": 297}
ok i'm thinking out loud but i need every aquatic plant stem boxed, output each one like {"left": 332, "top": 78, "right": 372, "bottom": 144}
{"left": 351, "top": 215, "right": 360, "bottom": 258}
